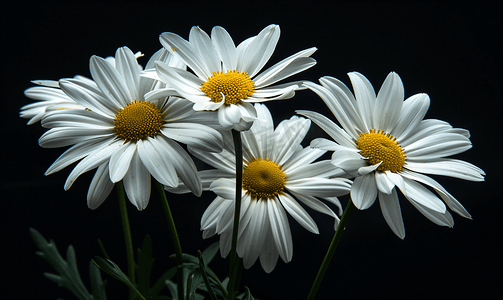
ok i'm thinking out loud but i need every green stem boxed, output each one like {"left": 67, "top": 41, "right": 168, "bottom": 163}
{"left": 154, "top": 180, "right": 185, "bottom": 300}
{"left": 227, "top": 129, "right": 243, "bottom": 300}
{"left": 116, "top": 181, "right": 136, "bottom": 300}
{"left": 306, "top": 198, "right": 355, "bottom": 300}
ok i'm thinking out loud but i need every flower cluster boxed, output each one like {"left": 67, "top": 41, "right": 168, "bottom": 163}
{"left": 21, "top": 23, "right": 484, "bottom": 286}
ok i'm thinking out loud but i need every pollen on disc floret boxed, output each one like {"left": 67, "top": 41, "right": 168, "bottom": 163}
{"left": 242, "top": 158, "right": 286, "bottom": 200}
{"left": 356, "top": 129, "right": 407, "bottom": 173}
{"left": 201, "top": 70, "right": 255, "bottom": 105}
{"left": 113, "top": 100, "right": 164, "bottom": 143}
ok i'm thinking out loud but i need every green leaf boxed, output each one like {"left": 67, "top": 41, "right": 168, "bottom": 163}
{"left": 149, "top": 267, "right": 176, "bottom": 297}
{"left": 169, "top": 253, "right": 199, "bottom": 265}
{"left": 30, "top": 228, "right": 94, "bottom": 300}
{"left": 93, "top": 256, "right": 145, "bottom": 300}
{"left": 237, "top": 287, "right": 255, "bottom": 300}
{"left": 186, "top": 268, "right": 204, "bottom": 298}
{"left": 200, "top": 242, "right": 219, "bottom": 267}
{"left": 165, "top": 280, "right": 177, "bottom": 299}
{"left": 97, "top": 239, "right": 111, "bottom": 261}
{"left": 89, "top": 260, "right": 107, "bottom": 300}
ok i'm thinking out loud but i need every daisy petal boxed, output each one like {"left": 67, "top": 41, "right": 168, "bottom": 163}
{"left": 309, "top": 138, "right": 342, "bottom": 152}
{"left": 136, "top": 138, "right": 178, "bottom": 187}
{"left": 64, "top": 140, "right": 122, "bottom": 190}
{"left": 347, "top": 72, "right": 376, "bottom": 130}
{"left": 189, "top": 26, "right": 221, "bottom": 73}
{"left": 392, "top": 93, "right": 430, "bottom": 141}
{"left": 109, "top": 142, "right": 137, "bottom": 183}
{"left": 115, "top": 47, "right": 141, "bottom": 101}
{"left": 217, "top": 102, "right": 258, "bottom": 131}
{"left": 328, "top": 147, "right": 367, "bottom": 176}
{"left": 201, "top": 196, "right": 228, "bottom": 231}
{"left": 379, "top": 189, "right": 405, "bottom": 239}
{"left": 351, "top": 173, "right": 378, "bottom": 210}
{"left": 401, "top": 176, "right": 446, "bottom": 213}
{"left": 189, "top": 147, "right": 236, "bottom": 174}
{"left": 278, "top": 194, "right": 319, "bottom": 234}
{"left": 211, "top": 26, "right": 238, "bottom": 71}
{"left": 160, "top": 31, "right": 211, "bottom": 79}
{"left": 272, "top": 117, "right": 310, "bottom": 165}
{"left": 87, "top": 163, "right": 114, "bottom": 210}
{"left": 123, "top": 151, "right": 151, "bottom": 210}
{"left": 45, "top": 137, "right": 112, "bottom": 175}
{"left": 375, "top": 171, "right": 395, "bottom": 195}
{"left": 405, "top": 159, "right": 485, "bottom": 182}
{"left": 401, "top": 169, "right": 472, "bottom": 219}
{"left": 238, "top": 24, "right": 280, "bottom": 78}
{"left": 39, "top": 127, "right": 114, "bottom": 148}
{"left": 296, "top": 110, "right": 356, "bottom": 148}
{"left": 409, "top": 200, "right": 454, "bottom": 227}
{"left": 291, "top": 192, "right": 340, "bottom": 229}
{"left": 373, "top": 72, "right": 404, "bottom": 132}
{"left": 318, "top": 76, "right": 366, "bottom": 134}
{"left": 304, "top": 80, "right": 361, "bottom": 139}
{"left": 239, "top": 200, "right": 269, "bottom": 268}
{"left": 287, "top": 178, "right": 352, "bottom": 198}
{"left": 159, "top": 137, "right": 202, "bottom": 196}
{"left": 162, "top": 122, "right": 223, "bottom": 153}
{"left": 254, "top": 56, "right": 316, "bottom": 88}
{"left": 285, "top": 157, "right": 346, "bottom": 180}
{"left": 267, "top": 199, "right": 293, "bottom": 263}
{"left": 209, "top": 178, "right": 237, "bottom": 200}
{"left": 259, "top": 230, "right": 279, "bottom": 273}
{"left": 59, "top": 79, "right": 116, "bottom": 118}
{"left": 404, "top": 132, "right": 472, "bottom": 161}
{"left": 90, "top": 55, "right": 131, "bottom": 108}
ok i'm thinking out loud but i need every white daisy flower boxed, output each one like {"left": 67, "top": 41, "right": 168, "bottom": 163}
{"left": 21, "top": 77, "right": 87, "bottom": 125}
{"left": 21, "top": 52, "right": 147, "bottom": 125}
{"left": 144, "top": 24, "right": 317, "bottom": 131}
{"left": 37, "top": 46, "right": 224, "bottom": 210}
{"left": 19, "top": 51, "right": 149, "bottom": 125}
{"left": 298, "top": 72, "right": 485, "bottom": 239}
{"left": 167, "top": 103, "right": 352, "bottom": 272}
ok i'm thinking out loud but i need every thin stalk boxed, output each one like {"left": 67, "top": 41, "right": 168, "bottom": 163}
{"left": 306, "top": 198, "right": 355, "bottom": 300}
{"left": 198, "top": 251, "right": 218, "bottom": 300}
{"left": 116, "top": 181, "right": 136, "bottom": 300}
{"left": 154, "top": 180, "right": 184, "bottom": 300}
{"left": 227, "top": 129, "right": 243, "bottom": 300}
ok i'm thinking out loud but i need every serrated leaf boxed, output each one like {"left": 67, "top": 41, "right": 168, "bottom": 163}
{"left": 93, "top": 256, "right": 145, "bottom": 300}
{"left": 30, "top": 228, "right": 94, "bottom": 300}
{"left": 89, "top": 260, "right": 107, "bottom": 300}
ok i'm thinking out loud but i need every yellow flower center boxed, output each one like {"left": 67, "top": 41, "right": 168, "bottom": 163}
{"left": 356, "top": 129, "right": 406, "bottom": 173}
{"left": 242, "top": 158, "right": 286, "bottom": 200}
{"left": 113, "top": 100, "right": 164, "bottom": 142}
{"left": 200, "top": 70, "right": 255, "bottom": 105}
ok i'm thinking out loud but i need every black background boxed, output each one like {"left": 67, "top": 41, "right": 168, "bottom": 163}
{"left": 2, "top": 2, "right": 500, "bottom": 299}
